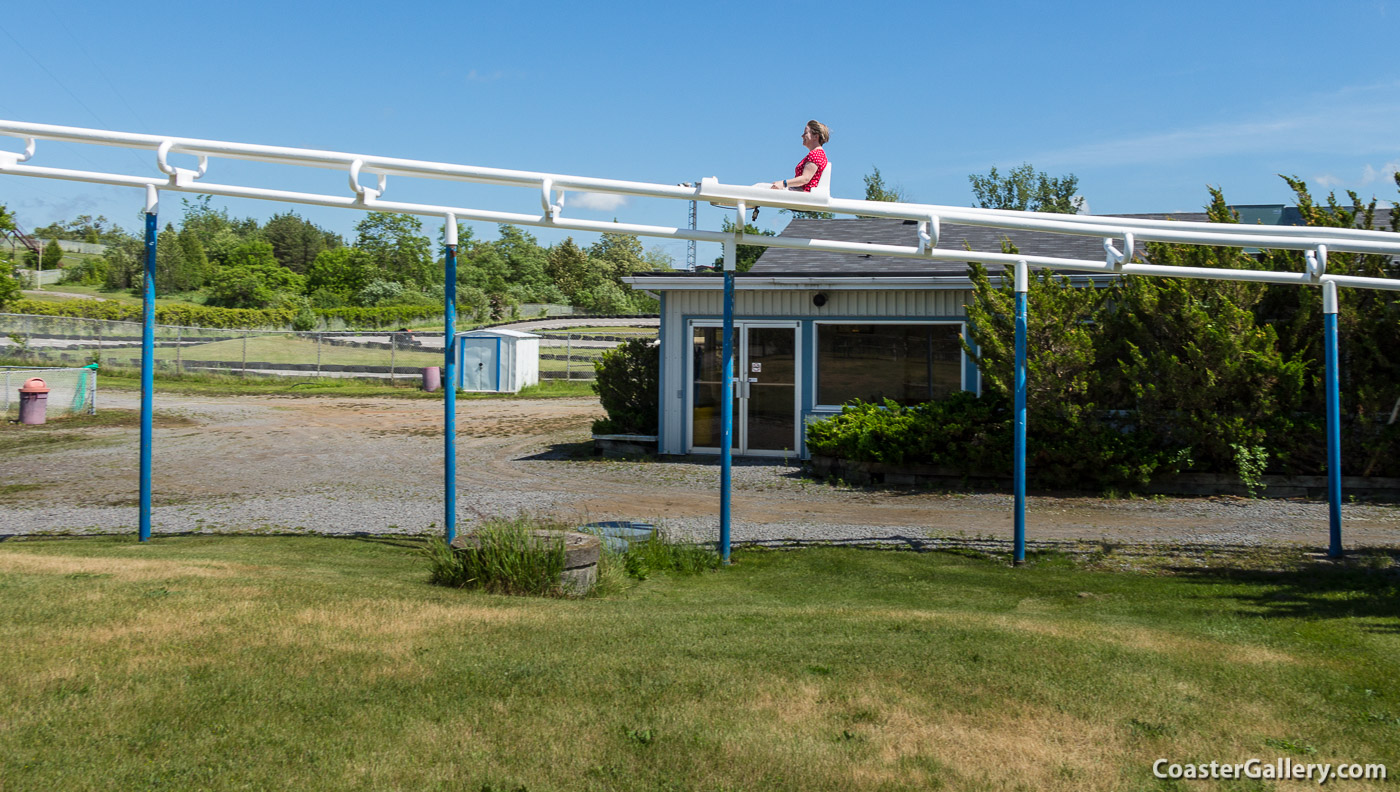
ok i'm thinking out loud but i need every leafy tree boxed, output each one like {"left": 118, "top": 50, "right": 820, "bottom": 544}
{"left": 460, "top": 242, "right": 512, "bottom": 295}
{"left": 642, "top": 246, "right": 676, "bottom": 271}
{"left": 0, "top": 204, "right": 20, "bottom": 308}
{"left": 354, "top": 212, "right": 435, "bottom": 289}
{"left": 181, "top": 195, "right": 261, "bottom": 268}
{"left": 968, "top": 163, "right": 1083, "bottom": 214}
{"left": 306, "top": 247, "right": 377, "bottom": 306}
{"left": 30, "top": 214, "right": 127, "bottom": 245}
{"left": 710, "top": 218, "right": 776, "bottom": 273}
{"left": 101, "top": 236, "right": 145, "bottom": 290}
{"left": 263, "top": 211, "right": 339, "bottom": 274}
{"left": 493, "top": 224, "right": 551, "bottom": 300}
{"left": 0, "top": 267, "right": 19, "bottom": 308}
{"left": 357, "top": 279, "right": 408, "bottom": 307}
{"left": 205, "top": 240, "right": 305, "bottom": 308}
{"left": 572, "top": 280, "right": 634, "bottom": 314}
{"left": 588, "top": 230, "right": 646, "bottom": 281}
{"left": 436, "top": 219, "right": 476, "bottom": 250}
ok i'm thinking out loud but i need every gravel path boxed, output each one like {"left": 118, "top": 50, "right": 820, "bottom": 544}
{"left": 3, "top": 391, "right": 1398, "bottom": 551}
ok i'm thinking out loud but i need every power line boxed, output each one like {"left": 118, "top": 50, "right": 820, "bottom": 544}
{"left": 0, "top": 20, "right": 150, "bottom": 173}
{"left": 36, "top": 3, "right": 153, "bottom": 134}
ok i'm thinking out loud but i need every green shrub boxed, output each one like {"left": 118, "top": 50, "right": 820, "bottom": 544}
{"left": 592, "top": 338, "right": 658, "bottom": 435}
{"left": 59, "top": 256, "right": 109, "bottom": 286}
{"left": 804, "top": 392, "right": 1177, "bottom": 490}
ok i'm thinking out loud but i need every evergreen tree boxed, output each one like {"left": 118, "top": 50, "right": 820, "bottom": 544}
{"left": 545, "top": 237, "right": 597, "bottom": 300}
{"left": 264, "top": 211, "right": 337, "bottom": 274}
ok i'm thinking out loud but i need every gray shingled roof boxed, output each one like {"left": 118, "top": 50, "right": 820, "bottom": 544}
{"left": 747, "top": 209, "right": 1396, "bottom": 276}
{"left": 749, "top": 215, "right": 1181, "bottom": 276}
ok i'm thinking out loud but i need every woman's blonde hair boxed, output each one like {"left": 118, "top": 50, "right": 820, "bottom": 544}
{"left": 807, "top": 119, "right": 830, "bottom": 146}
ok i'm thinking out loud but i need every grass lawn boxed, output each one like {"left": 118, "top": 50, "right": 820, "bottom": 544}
{"left": 1, "top": 537, "right": 1396, "bottom": 791}
{"left": 24, "top": 335, "right": 604, "bottom": 372}
{"left": 23, "top": 277, "right": 206, "bottom": 308}
{"left": 91, "top": 369, "right": 597, "bottom": 399}
{"left": 15, "top": 339, "right": 600, "bottom": 381}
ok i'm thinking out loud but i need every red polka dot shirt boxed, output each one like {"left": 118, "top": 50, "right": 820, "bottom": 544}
{"left": 793, "top": 148, "right": 827, "bottom": 192}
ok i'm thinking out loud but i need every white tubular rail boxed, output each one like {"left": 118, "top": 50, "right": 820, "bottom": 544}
{"left": 3, "top": 119, "right": 1400, "bottom": 292}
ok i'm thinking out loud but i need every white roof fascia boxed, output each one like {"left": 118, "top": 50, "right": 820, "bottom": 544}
{"left": 623, "top": 276, "right": 977, "bottom": 291}
{"left": 458, "top": 328, "right": 540, "bottom": 338}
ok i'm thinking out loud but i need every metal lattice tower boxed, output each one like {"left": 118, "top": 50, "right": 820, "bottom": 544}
{"left": 687, "top": 190, "right": 697, "bottom": 270}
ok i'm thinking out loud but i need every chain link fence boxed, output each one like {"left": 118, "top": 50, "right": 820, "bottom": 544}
{"left": 1, "top": 365, "right": 96, "bottom": 418}
{"left": 0, "top": 314, "right": 624, "bottom": 383}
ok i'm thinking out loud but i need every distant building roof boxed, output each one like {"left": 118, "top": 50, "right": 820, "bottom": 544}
{"left": 747, "top": 207, "right": 1394, "bottom": 276}
{"left": 458, "top": 328, "right": 540, "bottom": 339}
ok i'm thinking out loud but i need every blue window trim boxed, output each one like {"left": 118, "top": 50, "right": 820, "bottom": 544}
{"left": 657, "top": 292, "right": 666, "bottom": 451}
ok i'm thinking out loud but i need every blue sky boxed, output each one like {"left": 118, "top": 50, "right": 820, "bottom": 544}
{"left": 2, "top": 0, "right": 1397, "bottom": 267}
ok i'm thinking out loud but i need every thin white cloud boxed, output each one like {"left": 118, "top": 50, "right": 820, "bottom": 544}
{"left": 1315, "top": 174, "right": 1344, "bottom": 189}
{"left": 1033, "top": 83, "right": 1400, "bottom": 168}
{"left": 569, "top": 191, "right": 628, "bottom": 211}
{"left": 464, "top": 69, "right": 504, "bottom": 83}
{"left": 1361, "top": 160, "right": 1400, "bottom": 184}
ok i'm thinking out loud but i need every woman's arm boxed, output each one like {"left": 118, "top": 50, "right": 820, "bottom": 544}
{"left": 770, "top": 161, "right": 819, "bottom": 190}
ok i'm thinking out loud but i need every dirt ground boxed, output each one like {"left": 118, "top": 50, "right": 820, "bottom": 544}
{"left": 4, "top": 391, "right": 1399, "bottom": 551}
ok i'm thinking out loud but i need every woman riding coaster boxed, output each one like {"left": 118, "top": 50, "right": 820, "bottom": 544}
{"left": 769, "top": 119, "right": 829, "bottom": 193}
{"left": 751, "top": 119, "right": 829, "bottom": 220}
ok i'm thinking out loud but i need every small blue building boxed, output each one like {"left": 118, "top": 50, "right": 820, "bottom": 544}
{"left": 455, "top": 327, "right": 541, "bottom": 393}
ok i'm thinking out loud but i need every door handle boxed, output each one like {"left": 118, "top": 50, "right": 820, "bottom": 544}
{"left": 733, "top": 379, "right": 751, "bottom": 399}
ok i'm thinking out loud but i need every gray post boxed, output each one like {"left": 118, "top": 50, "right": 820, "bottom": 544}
{"left": 566, "top": 333, "right": 571, "bottom": 378}
{"left": 390, "top": 332, "right": 397, "bottom": 386}
{"left": 316, "top": 333, "right": 322, "bottom": 376}
{"left": 241, "top": 330, "right": 248, "bottom": 377}
{"left": 175, "top": 326, "right": 182, "bottom": 372}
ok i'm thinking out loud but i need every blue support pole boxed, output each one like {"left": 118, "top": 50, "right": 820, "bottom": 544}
{"left": 139, "top": 187, "right": 158, "bottom": 543}
{"left": 1323, "top": 280, "right": 1343, "bottom": 558}
{"left": 1013, "top": 260, "right": 1028, "bottom": 565}
{"left": 444, "top": 216, "right": 459, "bottom": 545}
{"left": 720, "top": 242, "right": 736, "bottom": 564}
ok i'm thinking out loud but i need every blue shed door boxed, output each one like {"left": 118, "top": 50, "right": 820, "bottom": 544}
{"left": 461, "top": 339, "right": 498, "bottom": 391}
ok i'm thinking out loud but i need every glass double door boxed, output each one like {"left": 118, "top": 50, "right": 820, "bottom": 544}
{"left": 690, "top": 322, "right": 799, "bottom": 455}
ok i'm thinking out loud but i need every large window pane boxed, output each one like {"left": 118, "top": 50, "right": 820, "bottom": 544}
{"left": 817, "top": 324, "right": 962, "bottom": 406}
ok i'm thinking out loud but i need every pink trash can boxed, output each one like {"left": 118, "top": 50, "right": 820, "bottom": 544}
{"left": 422, "top": 366, "right": 441, "bottom": 392}
{"left": 18, "top": 378, "right": 50, "bottom": 425}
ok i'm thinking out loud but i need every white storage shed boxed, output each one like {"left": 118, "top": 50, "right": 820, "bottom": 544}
{"left": 454, "top": 328, "right": 541, "bottom": 393}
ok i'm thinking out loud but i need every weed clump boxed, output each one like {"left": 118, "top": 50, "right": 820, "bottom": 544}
{"left": 618, "top": 533, "right": 722, "bottom": 580}
{"left": 424, "top": 518, "right": 567, "bottom": 596}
